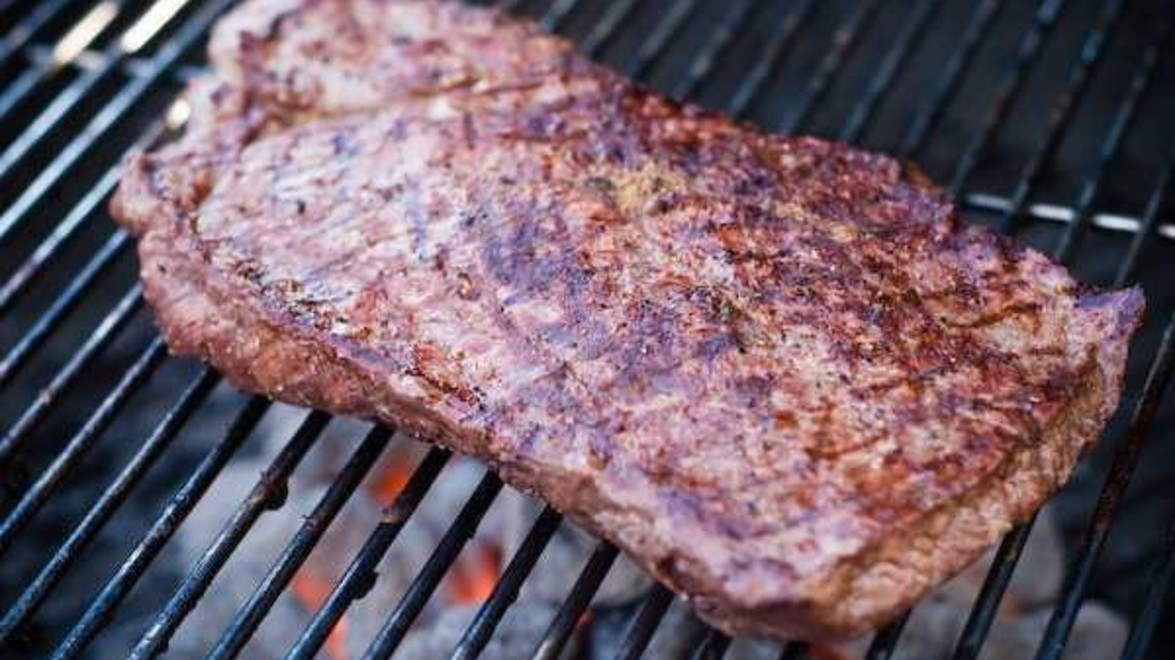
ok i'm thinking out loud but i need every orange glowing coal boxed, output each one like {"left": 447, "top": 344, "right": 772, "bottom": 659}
{"left": 366, "top": 455, "right": 504, "bottom": 606}
{"left": 285, "top": 455, "right": 422, "bottom": 660}
{"left": 288, "top": 454, "right": 504, "bottom": 660}
{"left": 366, "top": 455, "right": 415, "bottom": 505}
{"left": 447, "top": 542, "right": 503, "bottom": 605}
{"left": 291, "top": 571, "right": 349, "bottom": 660}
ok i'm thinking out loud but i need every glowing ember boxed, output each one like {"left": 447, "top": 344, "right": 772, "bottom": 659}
{"left": 291, "top": 572, "right": 349, "bottom": 660}
{"left": 446, "top": 542, "right": 503, "bottom": 605}
{"left": 366, "top": 455, "right": 416, "bottom": 505}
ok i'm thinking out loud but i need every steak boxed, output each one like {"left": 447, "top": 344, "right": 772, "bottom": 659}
{"left": 111, "top": 0, "right": 1144, "bottom": 641}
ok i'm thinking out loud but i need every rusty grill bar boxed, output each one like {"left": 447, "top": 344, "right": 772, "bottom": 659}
{"left": 1, "top": 0, "right": 1174, "bottom": 659}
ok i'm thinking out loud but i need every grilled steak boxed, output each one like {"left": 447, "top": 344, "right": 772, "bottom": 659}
{"left": 111, "top": 0, "right": 1144, "bottom": 641}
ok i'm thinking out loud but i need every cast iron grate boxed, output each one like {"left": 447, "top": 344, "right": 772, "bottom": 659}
{"left": 1, "top": 0, "right": 1174, "bottom": 658}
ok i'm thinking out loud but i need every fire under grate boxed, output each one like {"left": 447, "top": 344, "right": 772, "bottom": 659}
{"left": 1, "top": 0, "right": 1175, "bottom": 658}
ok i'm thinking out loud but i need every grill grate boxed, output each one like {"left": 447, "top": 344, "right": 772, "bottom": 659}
{"left": 1, "top": 0, "right": 1175, "bottom": 658}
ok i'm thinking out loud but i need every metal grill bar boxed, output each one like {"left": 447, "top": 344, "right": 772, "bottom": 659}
{"left": 839, "top": 0, "right": 940, "bottom": 143}
{"left": 941, "top": 14, "right": 1175, "bottom": 656}
{"left": 0, "top": 231, "right": 128, "bottom": 392}
{"left": 0, "top": 368, "right": 220, "bottom": 644}
{"left": 52, "top": 395, "right": 271, "bottom": 660}
{"left": 0, "top": 0, "right": 76, "bottom": 73}
{"left": 0, "top": 279, "right": 141, "bottom": 466}
{"left": 286, "top": 447, "right": 452, "bottom": 660}
{"left": 1116, "top": 147, "right": 1175, "bottom": 285}
{"left": 1120, "top": 517, "right": 1175, "bottom": 659}
{"left": 963, "top": 193, "right": 1175, "bottom": 241}
{"left": 669, "top": 0, "right": 755, "bottom": 101}
{"left": 623, "top": 0, "right": 699, "bottom": 79}
{"left": 727, "top": 0, "right": 817, "bottom": 119}
{"left": 1053, "top": 12, "right": 1171, "bottom": 260}
{"left": 951, "top": 516, "right": 1038, "bottom": 659}
{"left": 1034, "top": 317, "right": 1175, "bottom": 658}
{"left": 900, "top": 0, "right": 1006, "bottom": 156}
{"left": 0, "top": 0, "right": 231, "bottom": 246}
{"left": 203, "top": 426, "right": 394, "bottom": 660}
{"left": 864, "top": 611, "right": 911, "bottom": 660}
{"left": 690, "top": 628, "right": 731, "bottom": 660}
{"left": 0, "top": 0, "right": 155, "bottom": 168}
{"left": 451, "top": 506, "right": 564, "bottom": 659}
{"left": 780, "top": 0, "right": 883, "bottom": 134}
{"left": 948, "top": 0, "right": 1066, "bottom": 196}
{"left": 0, "top": 118, "right": 166, "bottom": 318}
{"left": 0, "top": 50, "right": 118, "bottom": 178}
{"left": 531, "top": 541, "right": 619, "bottom": 660}
{"left": 362, "top": 471, "right": 504, "bottom": 659}
{"left": 997, "top": 0, "right": 1128, "bottom": 234}
{"left": 0, "top": 333, "right": 164, "bottom": 557}
{"left": 536, "top": 0, "right": 580, "bottom": 32}
{"left": 614, "top": 584, "right": 674, "bottom": 660}
{"left": 128, "top": 410, "right": 334, "bottom": 657}
{"left": 578, "top": 0, "right": 638, "bottom": 56}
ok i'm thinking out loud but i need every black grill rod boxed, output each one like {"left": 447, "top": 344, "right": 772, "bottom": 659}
{"left": 624, "top": 0, "right": 702, "bottom": 80}
{"left": 1115, "top": 145, "right": 1175, "bottom": 287}
{"left": 1051, "top": 14, "right": 1172, "bottom": 260}
{"left": 689, "top": 628, "right": 731, "bottom": 660}
{"left": 1033, "top": 314, "right": 1175, "bottom": 660}
{"left": 950, "top": 514, "right": 1039, "bottom": 659}
{"left": 0, "top": 296, "right": 157, "bottom": 558}
{"left": 0, "top": 0, "right": 76, "bottom": 71}
{"left": 669, "top": 0, "right": 756, "bottom": 101}
{"left": 52, "top": 395, "right": 272, "bottom": 660}
{"left": 530, "top": 540, "right": 619, "bottom": 660}
{"left": 0, "top": 58, "right": 117, "bottom": 179}
{"left": 0, "top": 230, "right": 129, "bottom": 395}
{"left": 864, "top": 610, "right": 911, "bottom": 660}
{"left": 727, "top": 0, "right": 818, "bottom": 119}
{"left": 949, "top": 14, "right": 1165, "bottom": 655}
{"left": 0, "top": 117, "right": 167, "bottom": 319}
{"left": 0, "top": 0, "right": 237, "bottom": 247}
{"left": 778, "top": 642, "right": 809, "bottom": 660}
{"left": 450, "top": 506, "right": 565, "bottom": 659}
{"left": 0, "top": 0, "right": 162, "bottom": 178}
{"left": 1119, "top": 514, "right": 1175, "bottom": 659}
{"left": 947, "top": 0, "right": 1069, "bottom": 197}
{"left": 899, "top": 0, "right": 1006, "bottom": 157}
{"left": 839, "top": 0, "right": 942, "bottom": 145}
{"left": 537, "top": 0, "right": 583, "bottom": 32}
{"left": 128, "top": 409, "right": 334, "bottom": 657}
{"left": 497, "top": 0, "right": 527, "bottom": 14}
{"left": 0, "top": 65, "right": 49, "bottom": 125}
{"left": 997, "top": 0, "right": 1133, "bottom": 237}
{"left": 362, "top": 471, "right": 505, "bottom": 660}
{"left": 579, "top": 0, "right": 639, "bottom": 56}
{"left": 0, "top": 264, "right": 140, "bottom": 468}
{"left": 198, "top": 426, "right": 394, "bottom": 660}
{"left": 0, "top": 368, "right": 220, "bottom": 645}
{"left": 613, "top": 584, "right": 674, "bottom": 660}
{"left": 285, "top": 448, "right": 452, "bottom": 660}
{"left": 777, "top": 0, "right": 885, "bottom": 135}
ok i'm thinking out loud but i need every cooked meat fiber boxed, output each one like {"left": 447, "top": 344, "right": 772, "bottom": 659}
{"left": 112, "top": 0, "right": 1143, "bottom": 641}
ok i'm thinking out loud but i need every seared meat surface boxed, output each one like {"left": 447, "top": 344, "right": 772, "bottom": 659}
{"left": 112, "top": 0, "right": 1143, "bottom": 640}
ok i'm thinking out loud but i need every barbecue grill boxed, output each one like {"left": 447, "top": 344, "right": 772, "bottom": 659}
{"left": 1, "top": 0, "right": 1174, "bottom": 658}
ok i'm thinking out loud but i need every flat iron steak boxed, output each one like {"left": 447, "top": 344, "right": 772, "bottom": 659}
{"left": 111, "top": 0, "right": 1143, "bottom": 641}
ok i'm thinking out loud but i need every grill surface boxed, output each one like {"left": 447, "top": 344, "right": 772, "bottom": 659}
{"left": 1, "top": 0, "right": 1175, "bottom": 658}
